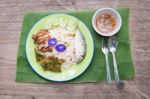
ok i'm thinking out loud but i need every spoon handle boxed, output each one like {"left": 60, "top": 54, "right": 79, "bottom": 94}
{"left": 112, "top": 52, "right": 120, "bottom": 82}
{"left": 105, "top": 54, "right": 111, "bottom": 84}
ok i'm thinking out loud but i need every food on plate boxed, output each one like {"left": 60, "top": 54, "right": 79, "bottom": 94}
{"left": 34, "top": 49, "right": 65, "bottom": 72}
{"left": 96, "top": 13, "right": 117, "bottom": 33}
{"left": 32, "top": 18, "right": 86, "bottom": 72}
{"left": 32, "top": 29, "right": 52, "bottom": 52}
{"left": 75, "top": 30, "right": 86, "bottom": 63}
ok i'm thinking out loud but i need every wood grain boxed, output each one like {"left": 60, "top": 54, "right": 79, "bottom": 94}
{"left": 0, "top": 0, "right": 150, "bottom": 99}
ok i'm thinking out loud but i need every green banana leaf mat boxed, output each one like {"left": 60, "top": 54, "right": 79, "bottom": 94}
{"left": 16, "top": 8, "right": 135, "bottom": 83}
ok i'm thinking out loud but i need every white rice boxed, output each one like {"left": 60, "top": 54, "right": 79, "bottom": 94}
{"left": 44, "top": 27, "right": 76, "bottom": 69}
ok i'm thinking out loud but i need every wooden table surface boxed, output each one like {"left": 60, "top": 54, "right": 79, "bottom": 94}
{"left": 0, "top": 0, "right": 150, "bottom": 99}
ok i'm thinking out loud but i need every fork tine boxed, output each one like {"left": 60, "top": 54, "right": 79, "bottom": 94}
{"left": 102, "top": 37, "right": 104, "bottom": 47}
{"left": 102, "top": 37, "right": 106, "bottom": 47}
{"left": 102, "top": 37, "right": 109, "bottom": 48}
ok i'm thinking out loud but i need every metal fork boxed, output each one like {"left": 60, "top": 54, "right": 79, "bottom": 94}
{"left": 108, "top": 36, "right": 120, "bottom": 83}
{"left": 102, "top": 37, "right": 111, "bottom": 83}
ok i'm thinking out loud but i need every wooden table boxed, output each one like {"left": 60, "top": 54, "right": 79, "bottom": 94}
{"left": 0, "top": 0, "right": 150, "bottom": 99}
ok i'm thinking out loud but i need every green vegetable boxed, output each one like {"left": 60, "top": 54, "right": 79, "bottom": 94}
{"left": 34, "top": 49, "right": 44, "bottom": 62}
{"left": 38, "top": 56, "right": 65, "bottom": 72}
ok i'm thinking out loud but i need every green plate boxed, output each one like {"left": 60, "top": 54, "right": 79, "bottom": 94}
{"left": 26, "top": 14, "right": 94, "bottom": 82}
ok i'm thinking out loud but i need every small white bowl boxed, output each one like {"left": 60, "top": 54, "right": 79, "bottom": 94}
{"left": 92, "top": 8, "right": 122, "bottom": 36}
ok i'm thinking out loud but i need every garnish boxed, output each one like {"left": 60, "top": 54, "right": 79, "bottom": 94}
{"left": 55, "top": 44, "right": 66, "bottom": 52}
{"left": 48, "top": 38, "right": 57, "bottom": 46}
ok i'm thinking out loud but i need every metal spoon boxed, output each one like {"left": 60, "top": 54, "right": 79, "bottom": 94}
{"left": 108, "top": 36, "right": 120, "bottom": 82}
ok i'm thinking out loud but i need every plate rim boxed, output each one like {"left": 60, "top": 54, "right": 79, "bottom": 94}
{"left": 26, "top": 13, "right": 94, "bottom": 82}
